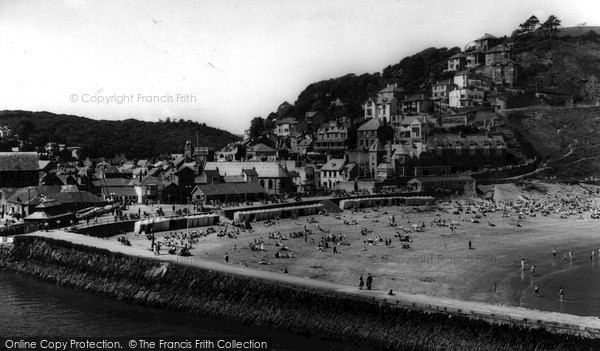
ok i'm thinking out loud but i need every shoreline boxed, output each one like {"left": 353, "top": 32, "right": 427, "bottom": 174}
{"left": 4, "top": 232, "right": 600, "bottom": 341}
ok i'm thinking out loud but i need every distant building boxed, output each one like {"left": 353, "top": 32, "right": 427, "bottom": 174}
{"left": 204, "top": 161, "right": 293, "bottom": 195}
{"left": 314, "top": 120, "right": 350, "bottom": 155}
{"left": 432, "top": 80, "right": 457, "bottom": 102}
{"left": 449, "top": 88, "right": 485, "bottom": 108}
{"left": 446, "top": 52, "right": 467, "bottom": 72}
{"left": 246, "top": 143, "right": 277, "bottom": 161}
{"left": 0, "top": 126, "right": 12, "bottom": 139}
{"left": 320, "top": 158, "right": 358, "bottom": 189}
{"left": 363, "top": 84, "right": 404, "bottom": 120}
{"left": 274, "top": 118, "right": 308, "bottom": 137}
{"left": 396, "top": 116, "right": 434, "bottom": 143}
{"left": 402, "top": 94, "right": 433, "bottom": 115}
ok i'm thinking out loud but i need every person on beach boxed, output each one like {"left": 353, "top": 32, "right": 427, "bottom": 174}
{"left": 358, "top": 275, "right": 364, "bottom": 290}
{"left": 493, "top": 282, "right": 497, "bottom": 293}
{"left": 569, "top": 251, "right": 573, "bottom": 260}
{"left": 468, "top": 240, "right": 472, "bottom": 250}
{"left": 552, "top": 249, "right": 556, "bottom": 257}
{"left": 559, "top": 287, "right": 564, "bottom": 301}
{"left": 521, "top": 258, "right": 525, "bottom": 270}
{"left": 530, "top": 265, "right": 535, "bottom": 276}
{"left": 534, "top": 286, "right": 539, "bottom": 297}
{"left": 366, "top": 273, "right": 373, "bottom": 290}
{"left": 224, "top": 253, "right": 229, "bottom": 263}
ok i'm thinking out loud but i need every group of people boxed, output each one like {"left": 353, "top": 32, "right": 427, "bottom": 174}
{"left": 358, "top": 273, "right": 373, "bottom": 290}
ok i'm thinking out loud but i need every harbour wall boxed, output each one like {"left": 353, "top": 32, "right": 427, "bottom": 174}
{"left": 0, "top": 236, "right": 598, "bottom": 351}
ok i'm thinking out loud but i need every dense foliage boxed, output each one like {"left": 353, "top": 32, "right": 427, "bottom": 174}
{"left": 288, "top": 47, "right": 462, "bottom": 124}
{"left": 0, "top": 111, "right": 240, "bottom": 159}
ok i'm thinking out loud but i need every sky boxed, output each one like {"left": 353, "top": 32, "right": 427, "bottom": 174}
{"left": 0, "top": 0, "right": 599, "bottom": 134}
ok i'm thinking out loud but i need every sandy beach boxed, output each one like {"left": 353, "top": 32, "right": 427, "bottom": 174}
{"left": 111, "top": 181, "right": 600, "bottom": 318}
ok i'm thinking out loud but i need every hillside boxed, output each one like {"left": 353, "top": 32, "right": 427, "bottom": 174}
{"left": 516, "top": 39, "right": 600, "bottom": 99}
{"left": 0, "top": 111, "right": 240, "bottom": 159}
{"left": 506, "top": 107, "right": 600, "bottom": 179}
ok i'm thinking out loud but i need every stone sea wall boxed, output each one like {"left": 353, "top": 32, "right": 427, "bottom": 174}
{"left": 0, "top": 236, "right": 598, "bottom": 351}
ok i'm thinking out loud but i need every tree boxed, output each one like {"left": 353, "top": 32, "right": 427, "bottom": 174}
{"left": 15, "top": 119, "right": 34, "bottom": 140}
{"left": 248, "top": 117, "right": 265, "bottom": 140}
{"left": 543, "top": 15, "right": 561, "bottom": 40}
{"left": 519, "top": 15, "right": 539, "bottom": 36}
{"left": 276, "top": 101, "right": 294, "bottom": 118}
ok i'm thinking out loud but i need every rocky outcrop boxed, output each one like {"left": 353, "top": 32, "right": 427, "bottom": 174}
{"left": 1, "top": 236, "right": 597, "bottom": 351}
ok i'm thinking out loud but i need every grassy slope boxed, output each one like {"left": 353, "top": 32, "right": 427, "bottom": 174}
{"left": 507, "top": 107, "right": 600, "bottom": 179}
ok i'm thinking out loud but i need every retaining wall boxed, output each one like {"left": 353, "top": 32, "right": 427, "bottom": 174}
{"left": 0, "top": 236, "right": 598, "bottom": 351}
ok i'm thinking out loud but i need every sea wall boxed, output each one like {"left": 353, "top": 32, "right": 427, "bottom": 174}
{"left": 0, "top": 236, "right": 598, "bottom": 351}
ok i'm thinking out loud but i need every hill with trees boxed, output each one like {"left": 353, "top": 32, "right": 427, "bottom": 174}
{"left": 0, "top": 111, "right": 240, "bottom": 159}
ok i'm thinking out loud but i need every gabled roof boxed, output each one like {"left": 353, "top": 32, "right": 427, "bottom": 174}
{"left": 475, "top": 33, "right": 499, "bottom": 41}
{"left": 205, "top": 162, "right": 290, "bottom": 178}
{"left": 250, "top": 143, "right": 276, "bottom": 153}
{"left": 129, "top": 175, "right": 162, "bottom": 186}
{"left": 400, "top": 116, "right": 424, "bottom": 126}
{"left": 0, "top": 152, "right": 39, "bottom": 172}
{"left": 7, "top": 186, "right": 87, "bottom": 205}
{"left": 321, "top": 158, "right": 346, "bottom": 171}
{"left": 358, "top": 118, "right": 382, "bottom": 131}
{"left": 449, "top": 52, "right": 467, "bottom": 59}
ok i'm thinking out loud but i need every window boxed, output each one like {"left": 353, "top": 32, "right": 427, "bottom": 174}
{"left": 484, "top": 149, "right": 490, "bottom": 156}
{"left": 268, "top": 180, "right": 273, "bottom": 189}
{"left": 456, "top": 149, "right": 462, "bottom": 156}
{"left": 470, "top": 149, "right": 476, "bottom": 156}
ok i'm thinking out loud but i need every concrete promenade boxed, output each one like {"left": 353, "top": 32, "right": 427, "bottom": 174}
{"left": 20, "top": 230, "right": 600, "bottom": 338}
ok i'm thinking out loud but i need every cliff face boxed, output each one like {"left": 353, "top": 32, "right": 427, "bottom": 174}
{"left": 1, "top": 236, "right": 597, "bottom": 351}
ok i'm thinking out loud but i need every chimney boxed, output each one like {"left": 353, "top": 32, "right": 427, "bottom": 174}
{"left": 327, "top": 154, "right": 332, "bottom": 162}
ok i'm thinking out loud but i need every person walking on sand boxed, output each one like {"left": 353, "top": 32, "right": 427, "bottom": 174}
{"left": 521, "top": 258, "right": 525, "bottom": 270}
{"left": 358, "top": 275, "right": 364, "bottom": 290}
{"left": 569, "top": 251, "right": 574, "bottom": 260}
{"left": 224, "top": 253, "right": 229, "bottom": 263}
{"left": 534, "top": 286, "right": 539, "bottom": 297}
{"left": 530, "top": 265, "right": 535, "bottom": 276}
{"left": 366, "top": 273, "right": 373, "bottom": 290}
{"left": 552, "top": 249, "right": 556, "bottom": 257}
{"left": 468, "top": 240, "right": 472, "bottom": 250}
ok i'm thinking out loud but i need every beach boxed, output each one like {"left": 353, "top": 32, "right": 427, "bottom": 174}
{"left": 113, "top": 181, "right": 600, "bottom": 318}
